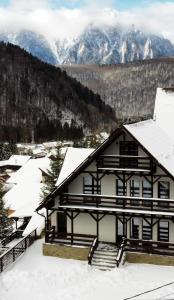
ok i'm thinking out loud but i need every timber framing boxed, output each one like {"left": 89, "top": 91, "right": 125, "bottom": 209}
{"left": 38, "top": 121, "right": 174, "bottom": 259}
{"left": 37, "top": 126, "right": 174, "bottom": 211}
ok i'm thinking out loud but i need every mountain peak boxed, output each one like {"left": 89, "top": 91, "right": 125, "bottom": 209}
{"left": 0, "top": 24, "right": 173, "bottom": 65}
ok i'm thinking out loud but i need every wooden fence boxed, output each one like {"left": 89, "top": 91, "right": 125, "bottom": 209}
{"left": 0, "top": 229, "right": 37, "bottom": 273}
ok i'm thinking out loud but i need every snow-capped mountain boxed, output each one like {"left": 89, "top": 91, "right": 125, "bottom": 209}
{"left": 0, "top": 24, "right": 174, "bottom": 65}
{"left": 0, "top": 31, "right": 57, "bottom": 65}
{"left": 61, "top": 25, "right": 174, "bottom": 64}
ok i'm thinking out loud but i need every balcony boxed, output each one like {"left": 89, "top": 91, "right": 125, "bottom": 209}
{"left": 59, "top": 193, "right": 174, "bottom": 214}
{"left": 126, "top": 239, "right": 174, "bottom": 256}
{"left": 45, "top": 227, "right": 95, "bottom": 247}
{"left": 97, "top": 155, "right": 155, "bottom": 173}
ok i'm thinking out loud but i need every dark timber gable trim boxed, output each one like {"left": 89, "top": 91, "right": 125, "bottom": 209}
{"left": 37, "top": 125, "right": 174, "bottom": 211}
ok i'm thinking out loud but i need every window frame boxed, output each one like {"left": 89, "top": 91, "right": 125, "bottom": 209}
{"left": 142, "top": 179, "right": 153, "bottom": 207}
{"left": 158, "top": 221, "right": 169, "bottom": 242}
{"left": 130, "top": 179, "right": 140, "bottom": 206}
{"left": 158, "top": 181, "right": 170, "bottom": 208}
{"left": 83, "top": 175, "right": 101, "bottom": 195}
{"left": 116, "top": 179, "right": 127, "bottom": 205}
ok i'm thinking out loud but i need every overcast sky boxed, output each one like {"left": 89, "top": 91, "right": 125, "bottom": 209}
{"left": 0, "top": 0, "right": 173, "bottom": 42}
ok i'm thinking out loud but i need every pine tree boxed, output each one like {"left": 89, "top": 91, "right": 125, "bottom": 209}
{"left": 41, "top": 145, "right": 63, "bottom": 199}
{"left": 0, "top": 183, "right": 13, "bottom": 240}
{"left": 0, "top": 142, "right": 18, "bottom": 160}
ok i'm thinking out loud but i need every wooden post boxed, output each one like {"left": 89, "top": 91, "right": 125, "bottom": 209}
{"left": 34, "top": 229, "right": 37, "bottom": 240}
{"left": 15, "top": 218, "right": 18, "bottom": 230}
{"left": 0, "top": 258, "right": 3, "bottom": 272}
{"left": 12, "top": 248, "right": 15, "bottom": 262}
{"left": 97, "top": 212, "right": 99, "bottom": 240}
{"left": 24, "top": 237, "right": 27, "bottom": 250}
{"left": 123, "top": 213, "right": 126, "bottom": 237}
{"left": 71, "top": 211, "right": 73, "bottom": 245}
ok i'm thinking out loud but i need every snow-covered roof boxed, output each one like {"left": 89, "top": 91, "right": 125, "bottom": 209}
{"left": 6, "top": 157, "right": 51, "bottom": 184}
{"left": 4, "top": 157, "right": 51, "bottom": 235}
{"left": 0, "top": 160, "right": 8, "bottom": 167}
{"left": 0, "top": 155, "right": 31, "bottom": 168}
{"left": 56, "top": 147, "right": 94, "bottom": 187}
{"left": 124, "top": 119, "right": 174, "bottom": 177}
{"left": 22, "top": 210, "right": 45, "bottom": 236}
{"left": 32, "top": 149, "right": 46, "bottom": 156}
{"left": 4, "top": 181, "right": 43, "bottom": 213}
{"left": 43, "top": 141, "right": 58, "bottom": 148}
{"left": 154, "top": 88, "right": 174, "bottom": 141}
{"left": 7, "top": 155, "right": 31, "bottom": 166}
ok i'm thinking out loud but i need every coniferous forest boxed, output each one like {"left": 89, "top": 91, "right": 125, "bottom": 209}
{"left": 0, "top": 42, "right": 116, "bottom": 142}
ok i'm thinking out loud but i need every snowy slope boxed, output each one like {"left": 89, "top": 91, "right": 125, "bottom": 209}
{"left": 0, "top": 239, "right": 174, "bottom": 300}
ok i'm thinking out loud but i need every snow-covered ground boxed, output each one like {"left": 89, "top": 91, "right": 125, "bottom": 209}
{"left": 0, "top": 239, "right": 174, "bottom": 300}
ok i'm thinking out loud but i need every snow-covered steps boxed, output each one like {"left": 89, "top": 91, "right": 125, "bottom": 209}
{"left": 91, "top": 243, "right": 118, "bottom": 271}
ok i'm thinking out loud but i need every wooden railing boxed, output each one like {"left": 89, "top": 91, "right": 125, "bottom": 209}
{"left": 97, "top": 155, "right": 155, "bottom": 172}
{"left": 116, "top": 237, "right": 127, "bottom": 267}
{"left": 1, "top": 230, "right": 24, "bottom": 247}
{"left": 0, "top": 229, "right": 37, "bottom": 273}
{"left": 125, "top": 239, "right": 174, "bottom": 256}
{"left": 45, "top": 230, "right": 96, "bottom": 247}
{"left": 60, "top": 193, "right": 174, "bottom": 213}
{"left": 88, "top": 237, "right": 98, "bottom": 265}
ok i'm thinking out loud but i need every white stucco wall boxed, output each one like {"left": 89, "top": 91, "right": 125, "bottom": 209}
{"left": 73, "top": 213, "right": 96, "bottom": 236}
{"left": 99, "top": 215, "right": 116, "bottom": 242}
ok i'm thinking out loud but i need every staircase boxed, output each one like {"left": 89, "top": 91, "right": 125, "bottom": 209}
{"left": 91, "top": 243, "right": 118, "bottom": 271}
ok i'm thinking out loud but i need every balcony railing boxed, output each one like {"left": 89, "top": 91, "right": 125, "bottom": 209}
{"left": 60, "top": 193, "right": 174, "bottom": 214}
{"left": 45, "top": 230, "right": 96, "bottom": 247}
{"left": 97, "top": 155, "right": 155, "bottom": 172}
{"left": 126, "top": 239, "right": 174, "bottom": 256}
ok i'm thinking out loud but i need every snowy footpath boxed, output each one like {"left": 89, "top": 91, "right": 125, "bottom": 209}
{"left": 0, "top": 239, "right": 174, "bottom": 300}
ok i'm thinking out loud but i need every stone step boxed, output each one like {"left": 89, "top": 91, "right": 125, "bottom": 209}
{"left": 93, "top": 254, "right": 116, "bottom": 260}
{"left": 92, "top": 258, "right": 116, "bottom": 265}
{"left": 92, "top": 261, "right": 116, "bottom": 268}
{"left": 94, "top": 250, "right": 117, "bottom": 256}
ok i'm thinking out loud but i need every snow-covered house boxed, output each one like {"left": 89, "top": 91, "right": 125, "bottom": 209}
{"left": 0, "top": 155, "right": 31, "bottom": 181}
{"left": 4, "top": 157, "right": 51, "bottom": 236}
{"left": 37, "top": 88, "right": 174, "bottom": 266}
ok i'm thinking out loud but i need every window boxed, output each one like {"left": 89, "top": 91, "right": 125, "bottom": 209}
{"left": 158, "top": 181, "right": 170, "bottom": 208}
{"left": 116, "top": 179, "right": 126, "bottom": 205}
{"left": 119, "top": 141, "right": 138, "bottom": 168}
{"left": 142, "top": 220, "right": 152, "bottom": 240}
{"left": 158, "top": 221, "right": 169, "bottom": 242}
{"left": 130, "top": 180, "right": 140, "bottom": 205}
{"left": 142, "top": 180, "right": 153, "bottom": 207}
{"left": 83, "top": 175, "right": 101, "bottom": 194}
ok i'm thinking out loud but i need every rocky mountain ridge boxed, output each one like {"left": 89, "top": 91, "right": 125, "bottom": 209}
{"left": 0, "top": 24, "right": 174, "bottom": 65}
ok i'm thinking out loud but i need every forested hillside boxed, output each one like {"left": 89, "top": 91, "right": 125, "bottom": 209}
{"left": 62, "top": 58, "right": 174, "bottom": 120}
{"left": 0, "top": 42, "right": 116, "bottom": 142}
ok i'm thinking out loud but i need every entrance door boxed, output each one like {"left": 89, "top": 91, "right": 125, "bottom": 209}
{"left": 57, "top": 212, "right": 67, "bottom": 237}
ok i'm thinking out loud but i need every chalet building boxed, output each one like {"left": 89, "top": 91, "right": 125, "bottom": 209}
{"left": 37, "top": 88, "right": 174, "bottom": 268}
